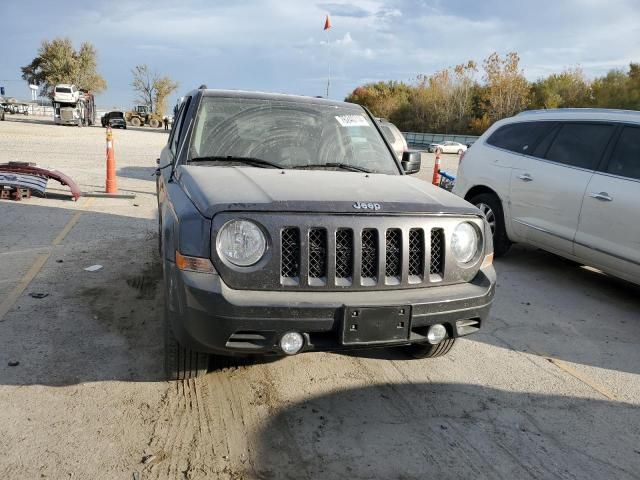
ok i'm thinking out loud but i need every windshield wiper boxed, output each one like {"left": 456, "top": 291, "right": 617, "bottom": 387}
{"left": 292, "top": 162, "right": 373, "bottom": 173}
{"left": 188, "top": 156, "right": 283, "bottom": 169}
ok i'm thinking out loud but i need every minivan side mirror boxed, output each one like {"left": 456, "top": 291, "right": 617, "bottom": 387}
{"left": 401, "top": 151, "right": 421, "bottom": 174}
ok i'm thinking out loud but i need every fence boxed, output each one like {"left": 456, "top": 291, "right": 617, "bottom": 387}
{"left": 402, "top": 132, "right": 479, "bottom": 149}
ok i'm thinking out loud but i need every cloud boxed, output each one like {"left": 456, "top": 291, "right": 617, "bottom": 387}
{"left": 317, "top": 3, "right": 371, "bottom": 17}
{"left": 3, "top": 0, "right": 639, "bottom": 105}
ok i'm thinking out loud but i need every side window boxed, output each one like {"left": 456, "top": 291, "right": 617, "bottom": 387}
{"left": 380, "top": 126, "right": 395, "bottom": 143}
{"left": 607, "top": 126, "right": 640, "bottom": 180}
{"left": 545, "top": 123, "right": 615, "bottom": 170}
{"left": 487, "top": 122, "right": 554, "bottom": 154}
{"left": 169, "top": 96, "right": 192, "bottom": 156}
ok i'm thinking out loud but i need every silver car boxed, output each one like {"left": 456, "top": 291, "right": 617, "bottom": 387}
{"left": 453, "top": 108, "right": 640, "bottom": 286}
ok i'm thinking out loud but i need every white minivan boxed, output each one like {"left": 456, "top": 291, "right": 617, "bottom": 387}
{"left": 453, "top": 109, "right": 640, "bottom": 286}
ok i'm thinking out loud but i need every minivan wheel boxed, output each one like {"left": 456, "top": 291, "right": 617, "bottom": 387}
{"left": 406, "top": 338, "right": 456, "bottom": 358}
{"left": 469, "top": 192, "right": 511, "bottom": 257}
{"left": 164, "top": 299, "right": 209, "bottom": 380}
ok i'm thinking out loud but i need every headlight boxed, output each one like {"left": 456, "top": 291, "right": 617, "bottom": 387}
{"left": 216, "top": 220, "right": 266, "bottom": 267}
{"left": 451, "top": 222, "right": 479, "bottom": 264}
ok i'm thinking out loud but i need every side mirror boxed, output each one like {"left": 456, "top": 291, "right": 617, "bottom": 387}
{"left": 401, "top": 151, "right": 421, "bottom": 174}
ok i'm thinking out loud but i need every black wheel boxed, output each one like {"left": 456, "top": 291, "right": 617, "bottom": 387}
{"left": 164, "top": 304, "right": 209, "bottom": 380}
{"left": 406, "top": 338, "right": 456, "bottom": 358}
{"left": 469, "top": 192, "right": 511, "bottom": 257}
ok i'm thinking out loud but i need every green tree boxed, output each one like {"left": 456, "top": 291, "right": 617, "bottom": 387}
{"left": 131, "top": 64, "right": 179, "bottom": 115}
{"left": 21, "top": 38, "right": 107, "bottom": 96}
{"left": 345, "top": 81, "right": 411, "bottom": 120}
{"left": 530, "top": 68, "right": 591, "bottom": 109}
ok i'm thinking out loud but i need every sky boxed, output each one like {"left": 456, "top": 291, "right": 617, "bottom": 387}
{"left": 1, "top": 0, "right": 639, "bottom": 109}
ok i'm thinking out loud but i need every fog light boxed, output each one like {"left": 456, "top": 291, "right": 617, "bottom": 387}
{"left": 280, "top": 332, "right": 304, "bottom": 355}
{"left": 427, "top": 324, "right": 447, "bottom": 344}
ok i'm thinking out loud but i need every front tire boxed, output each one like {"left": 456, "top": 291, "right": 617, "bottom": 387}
{"left": 130, "top": 117, "right": 142, "bottom": 127}
{"left": 406, "top": 338, "right": 456, "bottom": 358}
{"left": 149, "top": 118, "right": 160, "bottom": 128}
{"left": 164, "top": 299, "right": 209, "bottom": 380}
{"left": 469, "top": 192, "right": 511, "bottom": 257}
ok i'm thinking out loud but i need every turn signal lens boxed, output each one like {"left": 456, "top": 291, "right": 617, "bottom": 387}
{"left": 175, "top": 251, "right": 215, "bottom": 274}
{"left": 481, "top": 253, "right": 494, "bottom": 268}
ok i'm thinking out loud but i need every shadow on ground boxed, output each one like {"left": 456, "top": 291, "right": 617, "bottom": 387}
{"left": 248, "top": 382, "right": 640, "bottom": 479}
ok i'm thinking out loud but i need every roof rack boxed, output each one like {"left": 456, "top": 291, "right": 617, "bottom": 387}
{"left": 518, "top": 108, "right": 640, "bottom": 116}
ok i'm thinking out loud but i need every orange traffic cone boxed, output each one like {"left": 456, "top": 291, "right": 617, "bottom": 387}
{"left": 431, "top": 148, "right": 442, "bottom": 186}
{"left": 105, "top": 126, "right": 117, "bottom": 194}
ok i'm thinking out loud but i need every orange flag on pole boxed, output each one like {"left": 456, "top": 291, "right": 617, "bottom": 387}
{"left": 324, "top": 14, "right": 331, "bottom": 30}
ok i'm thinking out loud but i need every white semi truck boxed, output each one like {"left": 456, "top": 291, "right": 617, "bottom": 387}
{"left": 53, "top": 84, "right": 96, "bottom": 126}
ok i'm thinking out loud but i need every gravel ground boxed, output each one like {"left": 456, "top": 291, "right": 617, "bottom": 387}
{"left": 0, "top": 116, "right": 639, "bottom": 479}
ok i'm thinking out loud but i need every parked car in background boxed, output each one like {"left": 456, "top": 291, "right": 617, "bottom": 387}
{"left": 101, "top": 111, "right": 127, "bottom": 129}
{"left": 453, "top": 108, "right": 640, "bottom": 286}
{"left": 429, "top": 141, "right": 467, "bottom": 154}
{"left": 376, "top": 118, "right": 408, "bottom": 159}
{"left": 157, "top": 89, "right": 496, "bottom": 379}
{"left": 53, "top": 84, "right": 80, "bottom": 103}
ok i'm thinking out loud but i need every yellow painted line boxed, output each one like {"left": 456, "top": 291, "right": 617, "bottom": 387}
{"left": 536, "top": 351, "right": 617, "bottom": 401}
{"left": 0, "top": 253, "right": 50, "bottom": 321}
{"left": 52, "top": 198, "right": 94, "bottom": 245}
{"left": 0, "top": 198, "right": 94, "bottom": 322}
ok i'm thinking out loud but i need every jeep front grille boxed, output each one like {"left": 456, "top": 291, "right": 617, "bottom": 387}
{"left": 279, "top": 225, "right": 445, "bottom": 288}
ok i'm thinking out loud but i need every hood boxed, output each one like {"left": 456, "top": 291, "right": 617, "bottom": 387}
{"left": 177, "top": 166, "right": 478, "bottom": 218}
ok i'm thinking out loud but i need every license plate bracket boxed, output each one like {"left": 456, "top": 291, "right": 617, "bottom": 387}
{"left": 342, "top": 306, "right": 410, "bottom": 345}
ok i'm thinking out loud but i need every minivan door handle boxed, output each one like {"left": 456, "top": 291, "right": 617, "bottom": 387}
{"left": 517, "top": 173, "right": 533, "bottom": 182}
{"left": 589, "top": 192, "right": 613, "bottom": 202}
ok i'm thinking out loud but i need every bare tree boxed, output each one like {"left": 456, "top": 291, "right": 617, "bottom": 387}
{"left": 131, "top": 65, "right": 156, "bottom": 111}
{"left": 131, "top": 65, "right": 179, "bottom": 115}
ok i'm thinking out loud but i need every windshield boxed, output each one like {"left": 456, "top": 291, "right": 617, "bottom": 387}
{"left": 188, "top": 96, "right": 400, "bottom": 175}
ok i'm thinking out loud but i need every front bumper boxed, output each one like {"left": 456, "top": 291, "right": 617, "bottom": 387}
{"left": 165, "top": 261, "right": 496, "bottom": 356}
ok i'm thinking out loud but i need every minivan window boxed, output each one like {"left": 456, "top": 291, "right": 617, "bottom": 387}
{"left": 56, "top": 87, "right": 71, "bottom": 93}
{"left": 545, "top": 123, "right": 614, "bottom": 170}
{"left": 607, "top": 126, "right": 640, "bottom": 180}
{"left": 487, "top": 121, "right": 554, "bottom": 154}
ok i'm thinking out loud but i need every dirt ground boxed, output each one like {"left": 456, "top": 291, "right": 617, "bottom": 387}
{"left": 1, "top": 116, "right": 639, "bottom": 479}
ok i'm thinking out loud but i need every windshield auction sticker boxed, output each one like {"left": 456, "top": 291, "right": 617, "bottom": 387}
{"left": 335, "top": 114, "right": 369, "bottom": 127}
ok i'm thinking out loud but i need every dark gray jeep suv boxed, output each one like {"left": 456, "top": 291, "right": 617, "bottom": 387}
{"left": 157, "top": 89, "right": 496, "bottom": 379}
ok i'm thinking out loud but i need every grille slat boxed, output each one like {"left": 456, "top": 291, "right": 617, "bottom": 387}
{"left": 430, "top": 228, "right": 444, "bottom": 276}
{"left": 308, "top": 228, "right": 327, "bottom": 279}
{"left": 335, "top": 229, "right": 353, "bottom": 279}
{"left": 361, "top": 229, "right": 378, "bottom": 280}
{"left": 281, "top": 228, "right": 300, "bottom": 279}
{"left": 385, "top": 229, "right": 402, "bottom": 279}
{"left": 409, "top": 229, "right": 424, "bottom": 278}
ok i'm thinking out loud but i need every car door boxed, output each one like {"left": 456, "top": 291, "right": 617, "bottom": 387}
{"left": 509, "top": 122, "right": 616, "bottom": 255}
{"left": 574, "top": 124, "right": 640, "bottom": 283}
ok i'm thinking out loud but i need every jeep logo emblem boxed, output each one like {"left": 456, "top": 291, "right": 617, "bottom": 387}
{"left": 353, "top": 201, "right": 381, "bottom": 211}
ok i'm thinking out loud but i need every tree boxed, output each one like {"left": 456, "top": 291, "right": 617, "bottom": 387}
{"left": 530, "top": 68, "right": 591, "bottom": 109}
{"left": 482, "top": 52, "right": 530, "bottom": 121}
{"left": 131, "top": 64, "right": 179, "bottom": 116}
{"left": 345, "top": 81, "right": 411, "bottom": 120}
{"left": 21, "top": 38, "right": 106, "bottom": 97}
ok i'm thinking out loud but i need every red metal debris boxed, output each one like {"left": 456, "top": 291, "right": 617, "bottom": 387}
{"left": 0, "top": 162, "right": 81, "bottom": 201}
